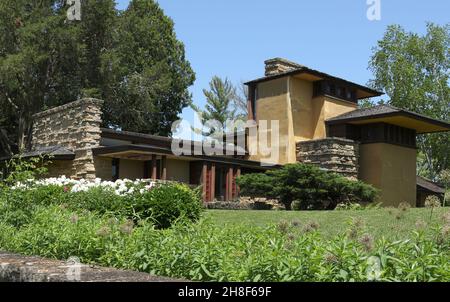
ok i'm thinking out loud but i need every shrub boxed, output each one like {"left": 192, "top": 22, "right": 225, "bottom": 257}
{"left": 205, "top": 202, "right": 251, "bottom": 210}
{"left": 235, "top": 173, "right": 275, "bottom": 199}
{"left": 237, "top": 163, "right": 378, "bottom": 210}
{"left": 1, "top": 177, "right": 202, "bottom": 229}
{"left": 0, "top": 185, "right": 67, "bottom": 227}
{"left": 132, "top": 183, "right": 203, "bottom": 229}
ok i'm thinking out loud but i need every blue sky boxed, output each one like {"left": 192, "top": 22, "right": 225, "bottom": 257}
{"left": 116, "top": 0, "right": 449, "bottom": 130}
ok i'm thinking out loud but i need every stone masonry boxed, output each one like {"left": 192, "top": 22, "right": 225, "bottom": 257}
{"left": 31, "top": 98, "right": 104, "bottom": 180}
{"left": 296, "top": 137, "right": 359, "bottom": 179}
{"left": 0, "top": 251, "right": 184, "bottom": 282}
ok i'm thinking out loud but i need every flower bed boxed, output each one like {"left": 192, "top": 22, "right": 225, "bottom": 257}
{"left": 2, "top": 176, "right": 203, "bottom": 229}
{"left": 12, "top": 176, "right": 157, "bottom": 196}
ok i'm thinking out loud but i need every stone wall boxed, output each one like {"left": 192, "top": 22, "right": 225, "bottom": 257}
{"left": 296, "top": 137, "right": 359, "bottom": 179}
{"left": 0, "top": 251, "right": 184, "bottom": 282}
{"left": 31, "top": 98, "right": 104, "bottom": 179}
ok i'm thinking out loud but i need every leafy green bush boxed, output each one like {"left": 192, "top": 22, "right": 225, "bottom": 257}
{"left": 132, "top": 183, "right": 203, "bottom": 229}
{"left": 0, "top": 185, "right": 67, "bottom": 227}
{"left": 0, "top": 182, "right": 202, "bottom": 230}
{"left": 235, "top": 173, "right": 275, "bottom": 199}
{"left": 237, "top": 163, "right": 378, "bottom": 210}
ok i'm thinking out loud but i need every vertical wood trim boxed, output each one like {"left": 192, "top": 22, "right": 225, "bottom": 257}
{"left": 161, "top": 156, "right": 167, "bottom": 180}
{"left": 202, "top": 162, "right": 208, "bottom": 202}
{"left": 210, "top": 163, "right": 216, "bottom": 202}
{"left": 235, "top": 167, "right": 241, "bottom": 198}
{"left": 228, "top": 166, "right": 233, "bottom": 201}
{"left": 225, "top": 166, "right": 229, "bottom": 201}
{"left": 151, "top": 154, "right": 157, "bottom": 180}
{"left": 247, "top": 84, "right": 255, "bottom": 121}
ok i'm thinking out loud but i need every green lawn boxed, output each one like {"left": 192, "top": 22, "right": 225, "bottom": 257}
{"left": 206, "top": 207, "right": 449, "bottom": 240}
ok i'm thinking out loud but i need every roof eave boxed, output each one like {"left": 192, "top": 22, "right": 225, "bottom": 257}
{"left": 326, "top": 111, "right": 450, "bottom": 134}
{"left": 244, "top": 68, "right": 384, "bottom": 99}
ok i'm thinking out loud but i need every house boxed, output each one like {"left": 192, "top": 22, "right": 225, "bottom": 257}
{"left": 3, "top": 58, "right": 448, "bottom": 207}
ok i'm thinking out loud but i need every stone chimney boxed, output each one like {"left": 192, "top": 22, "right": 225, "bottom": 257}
{"left": 32, "top": 98, "right": 104, "bottom": 179}
{"left": 264, "top": 58, "right": 303, "bottom": 76}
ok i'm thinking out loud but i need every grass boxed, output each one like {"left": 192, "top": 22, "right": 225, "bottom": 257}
{"left": 206, "top": 207, "right": 450, "bottom": 240}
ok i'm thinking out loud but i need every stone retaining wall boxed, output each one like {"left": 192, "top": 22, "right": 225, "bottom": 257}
{"left": 31, "top": 98, "right": 104, "bottom": 179}
{"left": 0, "top": 252, "right": 183, "bottom": 282}
{"left": 296, "top": 137, "right": 359, "bottom": 179}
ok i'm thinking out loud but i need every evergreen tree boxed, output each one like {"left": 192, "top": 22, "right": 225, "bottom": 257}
{"left": 191, "top": 76, "right": 245, "bottom": 138}
{"left": 0, "top": 0, "right": 195, "bottom": 156}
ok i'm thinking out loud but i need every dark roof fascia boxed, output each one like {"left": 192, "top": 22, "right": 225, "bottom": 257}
{"left": 101, "top": 128, "right": 173, "bottom": 148}
{"left": 326, "top": 109, "right": 450, "bottom": 133}
{"left": 92, "top": 144, "right": 277, "bottom": 170}
{"left": 244, "top": 67, "right": 383, "bottom": 99}
{"left": 0, "top": 153, "right": 75, "bottom": 162}
{"left": 101, "top": 128, "right": 248, "bottom": 155}
{"left": 417, "top": 176, "right": 446, "bottom": 194}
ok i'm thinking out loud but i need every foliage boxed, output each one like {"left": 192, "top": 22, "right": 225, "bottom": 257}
{"left": 0, "top": 156, "right": 48, "bottom": 186}
{"left": 0, "top": 174, "right": 202, "bottom": 229}
{"left": 235, "top": 173, "right": 276, "bottom": 199}
{"left": 0, "top": 0, "right": 194, "bottom": 155}
{"left": 191, "top": 76, "right": 246, "bottom": 137}
{"left": 102, "top": 0, "right": 195, "bottom": 135}
{"left": 205, "top": 202, "right": 252, "bottom": 211}
{"left": 335, "top": 202, "right": 382, "bottom": 211}
{"left": 0, "top": 207, "right": 448, "bottom": 282}
{"left": 368, "top": 23, "right": 450, "bottom": 180}
{"left": 131, "top": 183, "right": 203, "bottom": 229}
{"left": 237, "top": 163, "right": 378, "bottom": 210}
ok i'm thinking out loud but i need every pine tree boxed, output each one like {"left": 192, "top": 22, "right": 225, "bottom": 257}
{"left": 191, "top": 76, "right": 245, "bottom": 138}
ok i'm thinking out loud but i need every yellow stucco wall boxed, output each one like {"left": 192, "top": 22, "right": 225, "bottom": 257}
{"left": 94, "top": 157, "right": 113, "bottom": 181}
{"left": 166, "top": 158, "right": 190, "bottom": 183}
{"left": 359, "top": 143, "right": 417, "bottom": 207}
{"left": 119, "top": 159, "right": 144, "bottom": 180}
{"left": 249, "top": 76, "right": 358, "bottom": 165}
{"left": 312, "top": 96, "right": 358, "bottom": 139}
{"left": 290, "top": 77, "right": 314, "bottom": 141}
{"left": 249, "top": 77, "right": 292, "bottom": 164}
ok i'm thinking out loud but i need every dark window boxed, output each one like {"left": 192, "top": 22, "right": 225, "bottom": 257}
{"left": 112, "top": 159, "right": 120, "bottom": 181}
{"left": 329, "top": 83, "right": 336, "bottom": 95}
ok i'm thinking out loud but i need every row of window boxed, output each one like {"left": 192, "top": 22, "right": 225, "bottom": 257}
{"left": 313, "top": 80, "right": 357, "bottom": 103}
{"left": 328, "top": 123, "right": 417, "bottom": 148}
{"left": 360, "top": 123, "right": 416, "bottom": 148}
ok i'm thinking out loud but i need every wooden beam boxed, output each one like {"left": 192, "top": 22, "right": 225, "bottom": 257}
{"left": 227, "top": 166, "right": 233, "bottom": 201}
{"left": 161, "top": 155, "right": 167, "bottom": 180}
{"left": 225, "top": 166, "right": 229, "bottom": 201}
{"left": 202, "top": 162, "right": 208, "bottom": 202}
{"left": 210, "top": 163, "right": 216, "bottom": 202}
{"left": 151, "top": 154, "right": 157, "bottom": 180}
{"left": 247, "top": 84, "right": 255, "bottom": 121}
{"left": 235, "top": 167, "right": 241, "bottom": 199}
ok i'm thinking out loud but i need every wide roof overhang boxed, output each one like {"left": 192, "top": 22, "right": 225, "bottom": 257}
{"left": 92, "top": 144, "right": 277, "bottom": 170}
{"left": 326, "top": 107, "right": 450, "bottom": 134}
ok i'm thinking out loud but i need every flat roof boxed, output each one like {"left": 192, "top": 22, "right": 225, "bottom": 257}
{"left": 326, "top": 105, "right": 450, "bottom": 134}
{"left": 92, "top": 144, "right": 277, "bottom": 170}
{"left": 244, "top": 66, "right": 384, "bottom": 100}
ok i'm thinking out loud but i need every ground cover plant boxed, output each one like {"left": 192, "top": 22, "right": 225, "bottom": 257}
{"left": 0, "top": 158, "right": 449, "bottom": 282}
